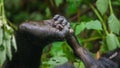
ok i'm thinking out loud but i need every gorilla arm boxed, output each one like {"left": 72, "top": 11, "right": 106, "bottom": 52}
{"left": 66, "top": 29, "right": 118, "bottom": 68}
{"left": 3, "top": 15, "right": 71, "bottom": 68}
{"left": 66, "top": 30, "right": 99, "bottom": 68}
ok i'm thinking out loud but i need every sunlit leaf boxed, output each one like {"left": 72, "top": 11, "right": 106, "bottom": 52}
{"left": 50, "top": 47, "right": 65, "bottom": 56}
{"left": 62, "top": 43, "right": 75, "bottom": 61}
{"left": 50, "top": 42, "right": 64, "bottom": 56}
{"left": 0, "top": 28, "right": 3, "bottom": 45}
{"left": 48, "top": 56, "right": 68, "bottom": 65}
{"left": 52, "top": 42, "right": 64, "bottom": 47}
{"left": 0, "top": 20, "right": 3, "bottom": 27}
{"left": 70, "top": 22, "right": 76, "bottom": 29}
{"left": 85, "top": 20, "right": 102, "bottom": 30}
{"left": 6, "top": 36, "right": 12, "bottom": 60}
{"left": 96, "top": 0, "right": 109, "bottom": 15}
{"left": 6, "top": 40, "right": 12, "bottom": 60}
{"left": 4, "top": 31, "right": 12, "bottom": 60}
{"left": 79, "top": 61, "right": 85, "bottom": 68}
{"left": 0, "top": 41, "right": 6, "bottom": 65}
{"left": 75, "top": 22, "right": 85, "bottom": 35}
{"left": 12, "top": 35, "right": 17, "bottom": 52}
{"left": 106, "top": 33, "right": 120, "bottom": 51}
{"left": 108, "top": 14, "right": 120, "bottom": 34}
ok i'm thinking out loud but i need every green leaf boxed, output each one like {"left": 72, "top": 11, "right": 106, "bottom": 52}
{"left": 77, "top": 37, "right": 82, "bottom": 45}
{"left": 67, "top": 0, "right": 82, "bottom": 5}
{"left": 106, "top": 33, "right": 120, "bottom": 51}
{"left": 70, "top": 22, "right": 76, "bottom": 29}
{"left": 6, "top": 37, "right": 12, "bottom": 60}
{"left": 112, "top": 0, "right": 120, "bottom": 6}
{"left": 0, "top": 20, "right": 3, "bottom": 27}
{"left": 66, "top": 3, "right": 77, "bottom": 16}
{"left": 79, "top": 61, "right": 85, "bottom": 68}
{"left": 0, "top": 41, "right": 6, "bottom": 65}
{"left": 45, "top": 8, "right": 51, "bottom": 17}
{"left": 75, "top": 22, "right": 85, "bottom": 35}
{"left": 96, "top": 0, "right": 109, "bottom": 15}
{"left": 99, "top": 41, "right": 108, "bottom": 53}
{"left": 0, "top": 28, "right": 3, "bottom": 46}
{"left": 108, "top": 14, "right": 120, "bottom": 34}
{"left": 55, "top": 0, "right": 63, "bottom": 7}
{"left": 50, "top": 42, "right": 64, "bottom": 56}
{"left": 48, "top": 56, "right": 68, "bottom": 65}
{"left": 4, "top": 31, "right": 12, "bottom": 60}
{"left": 85, "top": 20, "right": 102, "bottom": 30}
{"left": 14, "top": 12, "right": 29, "bottom": 23}
{"left": 30, "top": 12, "right": 43, "bottom": 21}
{"left": 12, "top": 35, "right": 17, "bottom": 52}
{"left": 52, "top": 42, "right": 64, "bottom": 47}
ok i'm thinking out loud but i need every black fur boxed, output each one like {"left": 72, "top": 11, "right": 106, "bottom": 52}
{"left": 3, "top": 14, "right": 120, "bottom": 68}
{"left": 3, "top": 15, "right": 74, "bottom": 68}
{"left": 66, "top": 32, "right": 119, "bottom": 68}
{"left": 102, "top": 48, "right": 120, "bottom": 68}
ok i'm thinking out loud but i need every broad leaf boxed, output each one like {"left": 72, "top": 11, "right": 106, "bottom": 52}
{"left": 0, "top": 20, "right": 3, "bottom": 27}
{"left": 52, "top": 42, "right": 63, "bottom": 47}
{"left": 96, "top": 0, "right": 109, "bottom": 15}
{"left": 75, "top": 22, "right": 85, "bottom": 35}
{"left": 108, "top": 14, "right": 120, "bottom": 34}
{"left": 4, "top": 31, "right": 12, "bottom": 60}
{"left": 50, "top": 42, "right": 64, "bottom": 56}
{"left": 106, "top": 33, "right": 120, "bottom": 51}
{"left": 6, "top": 36, "right": 12, "bottom": 60}
{"left": 48, "top": 56, "right": 68, "bottom": 65}
{"left": 85, "top": 20, "right": 102, "bottom": 30}
{"left": 0, "top": 28, "right": 3, "bottom": 46}
{"left": 0, "top": 41, "right": 6, "bottom": 65}
{"left": 79, "top": 62, "right": 85, "bottom": 68}
{"left": 12, "top": 35, "right": 17, "bottom": 52}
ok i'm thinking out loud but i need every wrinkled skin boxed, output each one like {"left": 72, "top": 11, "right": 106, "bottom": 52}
{"left": 3, "top": 15, "right": 74, "bottom": 68}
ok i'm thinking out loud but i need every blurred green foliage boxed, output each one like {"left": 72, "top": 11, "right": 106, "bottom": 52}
{"left": 0, "top": 0, "right": 17, "bottom": 66}
{"left": 0, "top": 0, "right": 120, "bottom": 68}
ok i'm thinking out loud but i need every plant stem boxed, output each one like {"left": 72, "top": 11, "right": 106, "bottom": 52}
{"left": 81, "top": 36, "right": 103, "bottom": 42}
{"left": 0, "top": 1, "right": 2, "bottom": 16}
{"left": 1, "top": 0, "right": 7, "bottom": 25}
{"left": 89, "top": 4, "right": 108, "bottom": 35}
{"left": 109, "top": 0, "right": 113, "bottom": 14}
